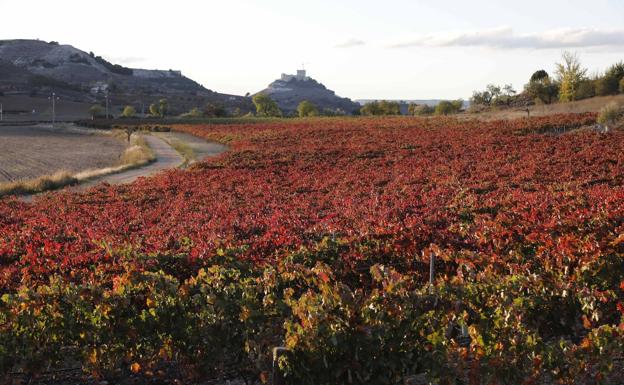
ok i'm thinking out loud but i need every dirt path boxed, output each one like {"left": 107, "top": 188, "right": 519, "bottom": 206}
{"left": 79, "top": 135, "right": 184, "bottom": 188}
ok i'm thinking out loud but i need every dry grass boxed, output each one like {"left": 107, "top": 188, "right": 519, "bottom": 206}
{"left": 0, "top": 171, "right": 77, "bottom": 197}
{"left": 166, "top": 139, "right": 196, "bottom": 166}
{"left": 466, "top": 94, "right": 624, "bottom": 120}
{"left": 117, "top": 135, "right": 156, "bottom": 166}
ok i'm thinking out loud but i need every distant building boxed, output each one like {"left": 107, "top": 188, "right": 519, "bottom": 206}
{"left": 280, "top": 69, "right": 309, "bottom": 82}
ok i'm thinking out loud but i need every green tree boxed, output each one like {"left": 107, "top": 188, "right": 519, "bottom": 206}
{"left": 149, "top": 103, "right": 159, "bottom": 117}
{"left": 596, "top": 62, "right": 624, "bottom": 96}
{"left": 530, "top": 70, "right": 549, "bottom": 83}
{"left": 524, "top": 71, "right": 559, "bottom": 104}
{"left": 88, "top": 104, "right": 103, "bottom": 120}
{"left": 121, "top": 105, "right": 136, "bottom": 118}
{"left": 252, "top": 94, "right": 282, "bottom": 117}
{"left": 158, "top": 99, "right": 168, "bottom": 117}
{"left": 576, "top": 80, "right": 596, "bottom": 100}
{"left": 620, "top": 78, "right": 624, "bottom": 94}
{"left": 360, "top": 100, "right": 401, "bottom": 116}
{"left": 435, "top": 100, "right": 462, "bottom": 115}
{"left": 297, "top": 101, "right": 319, "bottom": 117}
{"left": 556, "top": 51, "right": 588, "bottom": 102}
{"left": 470, "top": 90, "right": 493, "bottom": 106}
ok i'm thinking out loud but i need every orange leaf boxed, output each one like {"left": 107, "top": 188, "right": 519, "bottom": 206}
{"left": 130, "top": 362, "right": 141, "bottom": 374}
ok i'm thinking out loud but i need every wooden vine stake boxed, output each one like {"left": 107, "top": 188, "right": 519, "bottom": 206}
{"left": 272, "top": 346, "right": 288, "bottom": 385}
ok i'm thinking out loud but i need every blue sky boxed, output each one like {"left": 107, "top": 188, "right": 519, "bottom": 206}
{"left": 1, "top": 0, "right": 623, "bottom": 100}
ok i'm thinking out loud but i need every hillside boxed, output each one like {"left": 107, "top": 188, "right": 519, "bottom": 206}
{"left": 256, "top": 70, "right": 360, "bottom": 115}
{"left": 0, "top": 39, "right": 253, "bottom": 115}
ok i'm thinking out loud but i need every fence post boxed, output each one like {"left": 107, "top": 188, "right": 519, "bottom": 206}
{"left": 272, "top": 346, "right": 288, "bottom": 385}
{"left": 429, "top": 253, "right": 435, "bottom": 288}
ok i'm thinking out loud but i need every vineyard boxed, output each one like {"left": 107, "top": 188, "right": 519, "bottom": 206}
{"left": 1, "top": 114, "right": 624, "bottom": 384}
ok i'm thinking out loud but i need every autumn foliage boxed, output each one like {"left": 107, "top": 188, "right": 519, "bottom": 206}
{"left": 1, "top": 114, "right": 624, "bottom": 383}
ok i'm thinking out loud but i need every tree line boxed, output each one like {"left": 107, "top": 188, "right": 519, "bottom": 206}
{"left": 470, "top": 52, "right": 624, "bottom": 110}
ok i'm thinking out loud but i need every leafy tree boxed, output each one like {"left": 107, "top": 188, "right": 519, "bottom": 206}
{"left": 121, "top": 105, "right": 136, "bottom": 118}
{"left": 435, "top": 100, "right": 462, "bottom": 115}
{"left": 360, "top": 101, "right": 401, "bottom": 116}
{"left": 252, "top": 94, "right": 282, "bottom": 117}
{"left": 596, "top": 62, "right": 624, "bottom": 96}
{"left": 297, "top": 101, "right": 319, "bottom": 117}
{"left": 556, "top": 51, "right": 588, "bottom": 102}
{"left": 486, "top": 84, "right": 502, "bottom": 101}
{"left": 524, "top": 71, "right": 559, "bottom": 104}
{"left": 530, "top": 70, "right": 549, "bottom": 83}
{"left": 158, "top": 99, "right": 168, "bottom": 117}
{"left": 149, "top": 103, "right": 159, "bottom": 117}
{"left": 576, "top": 80, "right": 596, "bottom": 100}
{"left": 470, "top": 90, "right": 493, "bottom": 106}
{"left": 88, "top": 104, "right": 103, "bottom": 120}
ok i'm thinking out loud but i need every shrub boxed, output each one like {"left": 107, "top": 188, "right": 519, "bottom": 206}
{"left": 180, "top": 107, "right": 203, "bottom": 119}
{"left": 597, "top": 102, "right": 622, "bottom": 126}
{"left": 620, "top": 77, "right": 624, "bottom": 94}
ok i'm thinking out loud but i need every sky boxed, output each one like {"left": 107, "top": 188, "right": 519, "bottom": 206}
{"left": 1, "top": 0, "right": 623, "bottom": 100}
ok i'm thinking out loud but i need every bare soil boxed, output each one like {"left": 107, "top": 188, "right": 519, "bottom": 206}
{"left": 0, "top": 124, "right": 125, "bottom": 183}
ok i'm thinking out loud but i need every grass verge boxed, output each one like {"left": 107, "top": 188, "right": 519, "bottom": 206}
{"left": 0, "top": 171, "right": 78, "bottom": 197}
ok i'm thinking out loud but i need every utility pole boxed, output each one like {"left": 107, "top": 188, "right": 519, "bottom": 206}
{"left": 48, "top": 92, "right": 59, "bottom": 127}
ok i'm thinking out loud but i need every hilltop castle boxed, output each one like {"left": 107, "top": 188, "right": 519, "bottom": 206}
{"left": 280, "top": 69, "right": 309, "bottom": 82}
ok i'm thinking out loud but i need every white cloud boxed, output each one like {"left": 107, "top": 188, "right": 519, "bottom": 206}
{"left": 389, "top": 27, "right": 624, "bottom": 50}
{"left": 334, "top": 38, "right": 366, "bottom": 48}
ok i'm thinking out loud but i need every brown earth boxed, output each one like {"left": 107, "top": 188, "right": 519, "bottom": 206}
{"left": 0, "top": 124, "right": 125, "bottom": 183}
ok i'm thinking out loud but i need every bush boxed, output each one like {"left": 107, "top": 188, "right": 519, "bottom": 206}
{"left": 180, "top": 107, "right": 203, "bottom": 119}
{"left": 434, "top": 100, "right": 462, "bottom": 115}
{"left": 620, "top": 77, "right": 624, "bottom": 94}
{"left": 597, "top": 102, "right": 622, "bottom": 126}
